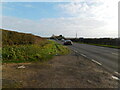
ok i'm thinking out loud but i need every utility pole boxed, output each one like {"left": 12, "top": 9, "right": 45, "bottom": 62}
{"left": 76, "top": 32, "right": 77, "bottom": 39}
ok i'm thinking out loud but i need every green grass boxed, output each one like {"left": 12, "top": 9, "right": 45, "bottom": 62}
{"left": 89, "top": 44, "right": 120, "bottom": 49}
{"left": 2, "top": 40, "right": 70, "bottom": 63}
{"left": 0, "top": 48, "right": 2, "bottom": 63}
{"left": 76, "top": 42, "right": 120, "bottom": 49}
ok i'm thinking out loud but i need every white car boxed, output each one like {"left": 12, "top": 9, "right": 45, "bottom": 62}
{"left": 61, "top": 39, "right": 65, "bottom": 42}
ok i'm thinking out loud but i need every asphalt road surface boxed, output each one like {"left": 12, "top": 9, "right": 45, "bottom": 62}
{"left": 57, "top": 40, "right": 119, "bottom": 78}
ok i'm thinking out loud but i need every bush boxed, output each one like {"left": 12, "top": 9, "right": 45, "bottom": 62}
{"left": 2, "top": 41, "right": 69, "bottom": 63}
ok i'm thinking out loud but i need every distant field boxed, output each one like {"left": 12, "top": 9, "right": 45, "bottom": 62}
{"left": 87, "top": 43, "right": 120, "bottom": 49}
{"left": 76, "top": 42, "right": 120, "bottom": 49}
{"left": 1, "top": 29, "right": 69, "bottom": 63}
{"left": 70, "top": 38, "right": 119, "bottom": 49}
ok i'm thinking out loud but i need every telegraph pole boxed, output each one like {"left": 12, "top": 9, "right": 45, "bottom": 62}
{"left": 76, "top": 32, "right": 77, "bottom": 39}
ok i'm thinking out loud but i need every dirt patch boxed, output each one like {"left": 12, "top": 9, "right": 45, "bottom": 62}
{"left": 2, "top": 52, "right": 118, "bottom": 88}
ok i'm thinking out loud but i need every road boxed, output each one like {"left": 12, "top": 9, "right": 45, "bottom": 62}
{"left": 2, "top": 40, "right": 118, "bottom": 88}
{"left": 57, "top": 41, "right": 119, "bottom": 78}
{"left": 3, "top": 49, "right": 118, "bottom": 88}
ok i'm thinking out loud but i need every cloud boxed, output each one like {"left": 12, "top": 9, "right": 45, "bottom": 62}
{"left": 57, "top": 0, "right": 118, "bottom": 37}
{"left": 1, "top": 15, "right": 118, "bottom": 38}
{"left": 1, "top": 16, "right": 41, "bottom": 33}
{"left": 1, "top": 0, "right": 119, "bottom": 38}
{"left": 58, "top": 0, "right": 118, "bottom": 19}
{"left": 58, "top": 2, "right": 90, "bottom": 17}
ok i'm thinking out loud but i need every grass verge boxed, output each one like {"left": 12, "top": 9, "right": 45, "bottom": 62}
{"left": 2, "top": 40, "right": 70, "bottom": 63}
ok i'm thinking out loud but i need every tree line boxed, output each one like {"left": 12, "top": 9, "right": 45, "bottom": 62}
{"left": 70, "top": 38, "right": 120, "bottom": 46}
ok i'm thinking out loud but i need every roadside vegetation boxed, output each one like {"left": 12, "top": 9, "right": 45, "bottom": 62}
{"left": 2, "top": 29, "right": 45, "bottom": 46}
{"left": 2, "top": 41, "right": 69, "bottom": 63}
{"left": 1, "top": 29, "right": 69, "bottom": 63}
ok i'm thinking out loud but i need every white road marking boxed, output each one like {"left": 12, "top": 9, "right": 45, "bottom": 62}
{"left": 114, "top": 72, "right": 120, "bottom": 76}
{"left": 91, "top": 59, "right": 102, "bottom": 66}
{"left": 112, "top": 76, "right": 120, "bottom": 80}
{"left": 74, "top": 50, "right": 78, "bottom": 53}
{"left": 73, "top": 50, "right": 78, "bottom": 53}
{"left": 111, "top": 53, "right": 118, "bottom": 56}
{"left": 81, "top": 54, "right": 87, "bottom": 57}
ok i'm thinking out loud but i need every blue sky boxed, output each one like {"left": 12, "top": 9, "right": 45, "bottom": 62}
{"left": 1, "top": 1, "right": 119, "bottom": 38}
{"left": 3, "top": 2, "right": 68, "bottom": 20}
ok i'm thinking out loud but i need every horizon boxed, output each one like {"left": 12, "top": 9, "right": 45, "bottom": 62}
{"left": 1, "top": 28, "right": 119, "bottom": 39}
{"left": 0, "top": 0, "right": 119, "bottom": 38}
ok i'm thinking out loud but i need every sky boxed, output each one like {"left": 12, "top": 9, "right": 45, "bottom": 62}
{"left": 0, "top": 0, "right": 119, "bottom": 38}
